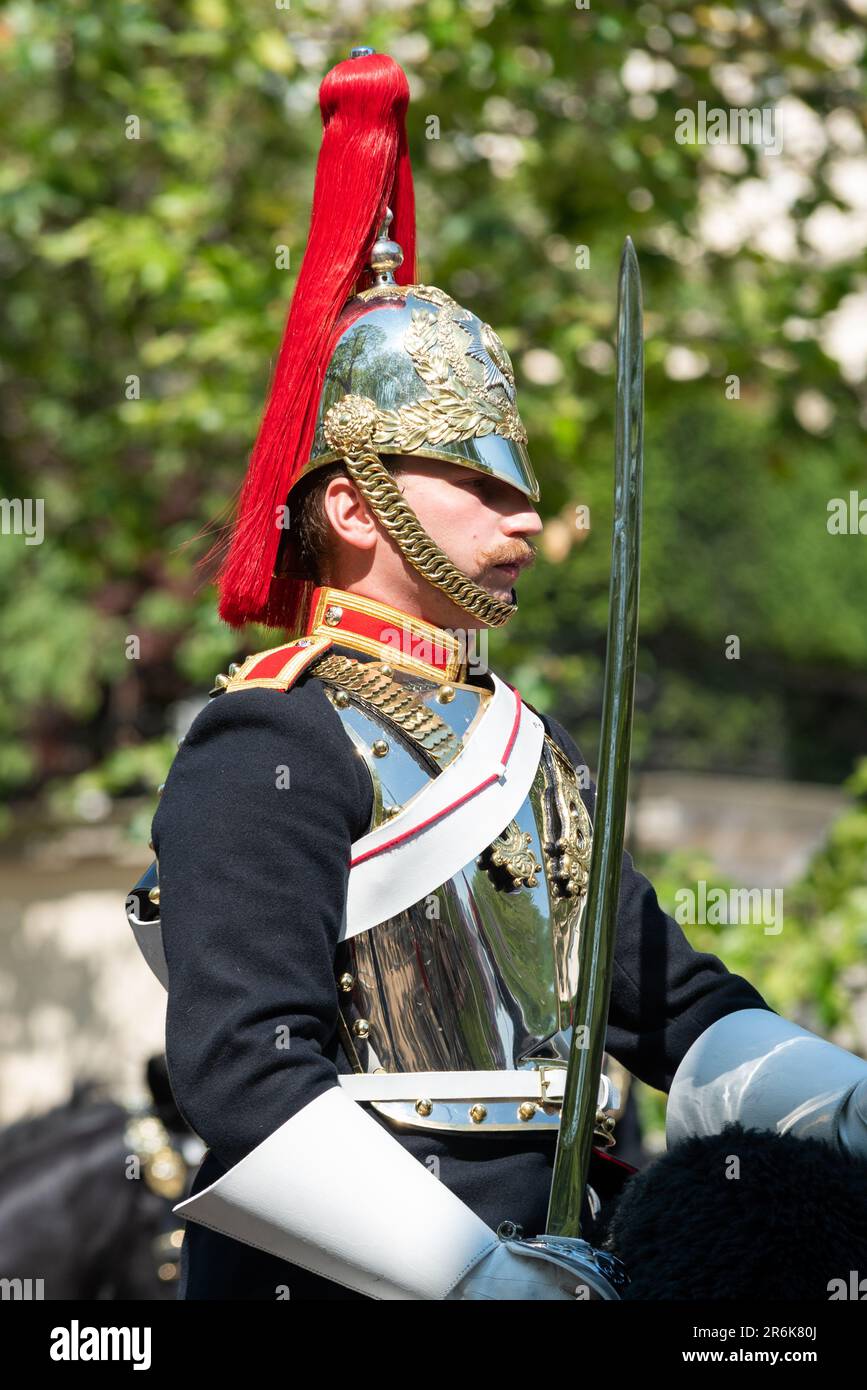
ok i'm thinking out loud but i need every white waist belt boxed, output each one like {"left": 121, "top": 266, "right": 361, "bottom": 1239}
{"left": 337, "top": 1069, "right": 618, "bottom": 1110}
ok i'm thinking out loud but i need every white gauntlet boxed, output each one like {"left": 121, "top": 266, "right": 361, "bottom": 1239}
{"left": 175, "top": 1085, "right": 498, "bottom": 1300}
{"left": 838, "top": 1076, "right": 867, "bottom": 1158}
{"left": 666, "top": 1008, "right": 867, "bottom": 1160}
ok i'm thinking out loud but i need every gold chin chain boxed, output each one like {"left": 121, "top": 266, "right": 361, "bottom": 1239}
{"left": 341, "top": 451, "right": 517, "bottom": 628}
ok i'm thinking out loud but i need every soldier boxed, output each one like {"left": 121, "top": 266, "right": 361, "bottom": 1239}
{"left": 127, "top": 49, "right": 867, "bottom": 1301}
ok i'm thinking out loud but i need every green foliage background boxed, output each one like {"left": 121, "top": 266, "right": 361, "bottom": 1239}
{"left": 635, "top": 755, "right": 867, "bottom": 1136}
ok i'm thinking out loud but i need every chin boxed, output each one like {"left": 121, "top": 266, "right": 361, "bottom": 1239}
{"left": 483, "top": 580, "right": 516, "bottom": 604}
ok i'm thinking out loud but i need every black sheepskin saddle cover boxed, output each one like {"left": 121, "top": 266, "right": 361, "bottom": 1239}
{"left": 599, "top": 1123, "right": 867, "bottom": 1300}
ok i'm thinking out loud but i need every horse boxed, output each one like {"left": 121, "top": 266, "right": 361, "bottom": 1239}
{"left": 0, "top": 1056, "right": 199, "bottom": 1300}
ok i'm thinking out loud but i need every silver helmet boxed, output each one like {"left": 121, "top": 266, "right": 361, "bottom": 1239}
{"left": 296, "top": 210, "right": 539, "bottom": 626}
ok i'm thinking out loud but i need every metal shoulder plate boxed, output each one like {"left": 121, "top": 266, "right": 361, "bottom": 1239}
{"left": 310, "top": 651, "right": 488, "bottom": 833}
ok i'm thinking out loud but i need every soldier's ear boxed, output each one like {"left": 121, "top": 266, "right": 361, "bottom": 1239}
{"left": 322, "top": 473, "right": 379, "bottom": 550}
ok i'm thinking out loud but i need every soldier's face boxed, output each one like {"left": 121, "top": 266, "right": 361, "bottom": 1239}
{"left": 322, "top": 456, "right": 542, "bottom": 631}
{"left": 392, "top": 458, "right": 542, "bottom": 611}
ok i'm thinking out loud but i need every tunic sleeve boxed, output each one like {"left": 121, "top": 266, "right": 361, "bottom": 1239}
{"left": 152, "top": 678, "right": 373, "bottom": 1171}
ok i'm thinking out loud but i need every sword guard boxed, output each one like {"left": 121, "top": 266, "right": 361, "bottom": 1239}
{"left": 502, "top": 1233, "right": 629, "bottom": 1299}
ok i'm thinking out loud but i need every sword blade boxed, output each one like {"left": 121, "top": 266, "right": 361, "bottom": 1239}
{"left": 546, "top": 236, "right": 645, "bottom": 1237}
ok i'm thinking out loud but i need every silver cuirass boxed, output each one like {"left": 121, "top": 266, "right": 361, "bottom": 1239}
{"left": 315, "top": 653, "right": 618, "bottom": 1138}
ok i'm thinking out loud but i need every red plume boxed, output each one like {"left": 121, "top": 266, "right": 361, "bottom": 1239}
{"left": 216, "top": 52, "right": 417, "bottom": 630}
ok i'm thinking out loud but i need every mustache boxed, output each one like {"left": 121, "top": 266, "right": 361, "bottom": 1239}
{"left": 478, "top": 541, "right": 537, "bottom": 571}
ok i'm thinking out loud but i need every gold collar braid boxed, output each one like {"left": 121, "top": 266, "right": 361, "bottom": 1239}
{"left": 342, "top": 451, "right": 517, "bottom": 628}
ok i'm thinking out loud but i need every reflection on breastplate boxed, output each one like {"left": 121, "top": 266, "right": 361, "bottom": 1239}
{"left": 316, "top": 657, "right": 594, "bottom": 1084}
{"left": 342, "top": 736, "right": 593, "bottom": 1074}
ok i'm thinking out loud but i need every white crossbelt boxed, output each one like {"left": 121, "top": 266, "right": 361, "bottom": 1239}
{"left": 338, "top": 1069, "right": 617, "bottom": 1110}
{"left": 342, "top": 673, "right": 545, "bottom": 940}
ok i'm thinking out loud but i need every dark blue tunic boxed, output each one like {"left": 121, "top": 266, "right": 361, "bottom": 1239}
{"left": 150, "top": 659, "right": 772, "bottom": 1300}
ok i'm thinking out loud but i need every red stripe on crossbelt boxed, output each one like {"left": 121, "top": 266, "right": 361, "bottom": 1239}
{"left": 246, "top": 645, "right": 304, "bottom": 680}
{"left": 350, "top": 686, "right": 524, "bottom": 868}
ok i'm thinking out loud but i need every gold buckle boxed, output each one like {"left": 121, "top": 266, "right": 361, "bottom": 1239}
{"left": 536, "top": 1065, "right": 617, "bottom": 1148}
{"left": 537, "top": 1064, "right": 566, "bottom": 1107}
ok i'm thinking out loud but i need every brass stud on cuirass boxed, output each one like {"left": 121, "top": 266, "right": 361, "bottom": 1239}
{"left": 469, "top": 1103, "right": 488, "bottom": 1124}
{"left": 415, "top": 1098, "right": 433, "bottom": 1117}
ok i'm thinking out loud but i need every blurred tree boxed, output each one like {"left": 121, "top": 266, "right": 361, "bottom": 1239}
{"left": 1, "top": 0, "right": 865, "bottom": 818}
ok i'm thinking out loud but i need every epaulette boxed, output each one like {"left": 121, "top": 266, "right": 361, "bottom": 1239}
{"left": 209, "top": 635, "right": 334, "bottom": 696}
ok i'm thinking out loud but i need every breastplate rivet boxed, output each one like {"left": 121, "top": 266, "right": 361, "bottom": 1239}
{"left": 415, "top": 1098, "right": 433, "bottom": 1117}
{"left": 372, "top": 739, "right": 389, "bottom": 757}
{"left": 517, "top": 1101, "right": 538, "bottom": 1121}
{"left": 469, "top": 1103, "right": 488, "bottom": 1124}
{"left": 333, "top": 689, "right": 350, "bottom": 708}
{"left": 436, "top": 683, "right": 456, "bottom": 703}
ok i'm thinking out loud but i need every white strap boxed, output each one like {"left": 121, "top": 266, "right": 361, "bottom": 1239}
{"left": 127, "top": 905, "right": 169, "bottom": 990}
{"left": 342, "top": 674, "right": 545, "bottom": 940}
{"left": 338, "top": 1069, "right": 617, "bottom": 1109}
{"left": 339, "top": 1069, "right": 559, "bottom": 1101}
{"left": 132, "top": 675, "right": 546, "bottom": 979}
